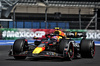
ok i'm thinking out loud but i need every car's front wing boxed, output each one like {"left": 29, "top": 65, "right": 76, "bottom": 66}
{"left": 9, "top": 50, "right": 66, "bottom": 58}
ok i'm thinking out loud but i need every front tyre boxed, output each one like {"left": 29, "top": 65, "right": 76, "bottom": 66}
{"left": 13, "top": 39, "right": 28, "bottom": 59}
{"left": 64, "top": 43, "right": 74, "bottom": 61}
{"left": 59, "top": 39, "right": 74, "bottom": 61}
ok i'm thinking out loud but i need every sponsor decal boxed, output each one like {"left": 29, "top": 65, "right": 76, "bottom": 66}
{"left": 2, "top": 31, "right": 45, "bottom": 38}
{"left": 86, "top": 32, "right": 100, "bottom": 39}
{"left": 0, "top": 28, "right": 100, "bottom": 41}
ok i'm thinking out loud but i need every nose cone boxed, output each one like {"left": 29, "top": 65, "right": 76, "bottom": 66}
{"left": 32, "top": 47, "right": 45, "bottom": 54}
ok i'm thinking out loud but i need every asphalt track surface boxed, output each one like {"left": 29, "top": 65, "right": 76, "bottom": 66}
{"left": 0, "top": 46, "right": 100, "bottom": 66}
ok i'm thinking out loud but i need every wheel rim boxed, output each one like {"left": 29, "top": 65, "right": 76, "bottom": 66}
{"left": 91, "top": 43, "right": 95, "bottom": 57}
{"left": 69, "top": 43, "right": 74, "bottom": 58}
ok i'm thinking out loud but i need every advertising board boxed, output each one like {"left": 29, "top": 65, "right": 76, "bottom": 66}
{"left": 0, "top": 28, "right": 100, "bottom": 41}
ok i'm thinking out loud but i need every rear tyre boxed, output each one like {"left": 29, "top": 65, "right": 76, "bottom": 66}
{"left": 13, "top": 39, "right": 28, "bottom": 59}
{"left": 81, "top": 39, "right": 95, "bottom": 58}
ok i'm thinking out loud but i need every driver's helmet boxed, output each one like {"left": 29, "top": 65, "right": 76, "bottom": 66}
{"left": 54, "top": 27, "right": 60, "bottom": 35}
{"left": 54, "top": 31, "right": 60, "bottom": 35}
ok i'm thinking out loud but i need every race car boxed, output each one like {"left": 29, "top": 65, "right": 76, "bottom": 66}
{"left": 9, "top": 32, "right": 95, "bottom": 61}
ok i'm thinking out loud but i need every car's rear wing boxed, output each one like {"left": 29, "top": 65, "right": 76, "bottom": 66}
{"left": 63, "top": 31, "right": 86, "bottom": 38}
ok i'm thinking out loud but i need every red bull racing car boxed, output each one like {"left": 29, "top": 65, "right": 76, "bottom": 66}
{"left": 9, "top": 32, "right": 95, "bottom": 61}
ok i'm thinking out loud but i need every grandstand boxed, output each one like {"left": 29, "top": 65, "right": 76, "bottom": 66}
{"left": 0, "top": 0, "right": 100, "bottom": 29}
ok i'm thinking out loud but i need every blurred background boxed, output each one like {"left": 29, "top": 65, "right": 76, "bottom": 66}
{"left": 0, "top": 0, "right": 100, "bottom": 29}
{"left": 0, "top": 0, "right": 100, "bottom": 45}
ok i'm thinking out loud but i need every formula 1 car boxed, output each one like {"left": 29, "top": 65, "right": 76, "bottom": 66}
{"left": 9, "top": 32, "right": 95, "bottom": 61}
